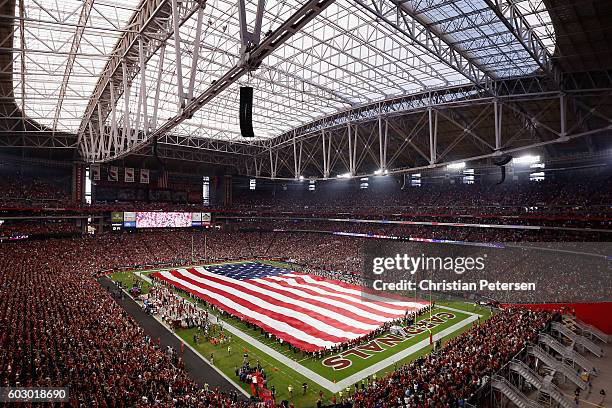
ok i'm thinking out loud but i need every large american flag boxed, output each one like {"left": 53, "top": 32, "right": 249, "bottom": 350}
{"left": 152, "top": 262, "right": 428, "bottom": 352}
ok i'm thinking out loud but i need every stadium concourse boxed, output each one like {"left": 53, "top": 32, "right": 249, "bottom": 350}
{"left": 2, "top": 0, "right": 612, "bottom": 406}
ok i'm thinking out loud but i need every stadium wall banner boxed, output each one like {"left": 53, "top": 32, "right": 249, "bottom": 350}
{"left": 108, "top": 166, "right": 118, "bottom": 181}
{"left": 91, "top": 164, "right": 100, "bottom": 181}
{"left": 123, "top": 212, "right": 136, "bottom": 228}
{"left": 124, "top": 168, "right": 134, "bottom": 183}
{"left": 72, "top": 163, "right": 84, "bottom": 202}
{"left": 140, "top": 169, "right": 149, "bottom": 184}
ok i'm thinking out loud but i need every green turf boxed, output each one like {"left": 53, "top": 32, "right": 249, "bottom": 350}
{"left": 110, "top": 266, "right": 494, "bottom": 408}
{"left": 110, "top": 271, "right": 152, "bottom": 294}
{"left": 176, "top": 326, "right": 325, "bottom": 407}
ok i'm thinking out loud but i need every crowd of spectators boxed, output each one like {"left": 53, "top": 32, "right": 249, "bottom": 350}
{"left": 0, "top": 226, "right": 580, "bottom": 407}
{"left": 0, "top": 240, "right": 254, "bottom": 407}
{"left": 348, "top": 308, "right": 555, "bottom": 407}
{"left": 234, "top": 175, "right": 612, "bottom": 217}
{"left": 0, "top": 221, "right": 82, "bottom": 238}
{"left": 41, "top": 225, "right": 602, "bottom": 304}
{"left": 0, "top": 175, "right": 71, "bottom": 206}
{"left": 1, "top": 170, "right": 611, "bottom": 226}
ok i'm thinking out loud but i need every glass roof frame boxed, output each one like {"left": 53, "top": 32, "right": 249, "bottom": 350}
{"left": 11, "top": 0, "right": 557, "bottom": 157}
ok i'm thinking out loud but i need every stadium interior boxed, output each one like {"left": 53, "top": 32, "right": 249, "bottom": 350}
{"left": 1, "top": 0, "right": 611, "bottom": 407}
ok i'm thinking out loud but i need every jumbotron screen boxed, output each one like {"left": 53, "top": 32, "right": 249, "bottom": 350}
{"left": 135, "top": 212, "right": 192, "bottom": 228}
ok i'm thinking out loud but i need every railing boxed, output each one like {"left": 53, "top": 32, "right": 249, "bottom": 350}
{"left": 527, "top": 345, "right": 587, "bottom": 390}
{"left": 574, "top": 320, "right": 609, "bottom": 343}
{"left": 552, "top": 322, "right": 604, "bottom": 357}
{"left": 538, "top": 333, "right": 597, "bottom": 375}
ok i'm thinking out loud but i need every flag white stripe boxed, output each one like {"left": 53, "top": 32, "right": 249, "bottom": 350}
{"left": 271, "top": 274, "right": 416, "bottom": 316}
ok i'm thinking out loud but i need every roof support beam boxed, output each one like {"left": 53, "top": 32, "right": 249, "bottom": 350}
{"left": 238, "top": 0, "right": 265, "bottom": 51}
{"left": 81, "top": 0, "right": 335, "bottom": 163}
{"left": 352, "top": 0, "right": 496, "bottom": 90}
{"left": 483, "top": 0, "right": 558, "bottom": 82}
{"left": 53, "top": 0, "right": 94, "bottom": 131}
{"left": 17, "top": 0, "right": 26, "bottom": 115}
{"left": 187, "top": 7, "right": 204, "bottom": 102}
{"left": 171, "top": 0, "right": 185, "bottom": 109}
{"left": 78, "top": 0, "right": 203, "bottom": 161}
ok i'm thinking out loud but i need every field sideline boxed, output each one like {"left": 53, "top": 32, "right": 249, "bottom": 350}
{"left": 110, "top": 262, "right": 493, "bottom": 407}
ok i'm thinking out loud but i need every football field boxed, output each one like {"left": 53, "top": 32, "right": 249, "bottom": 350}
{"left": 111, "top": 261, "right": 492, "bottom": 407}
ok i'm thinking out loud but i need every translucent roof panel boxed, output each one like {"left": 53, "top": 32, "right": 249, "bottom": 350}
{"left": 15, "top": 0, "right": 141, "bottom": 132}
{"left": 15, "top": 0, "right": 556, "bottom": 143}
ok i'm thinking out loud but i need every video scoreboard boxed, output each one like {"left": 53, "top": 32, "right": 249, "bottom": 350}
{"left": 110, "top": 212, "right": 211, "bottom": 230}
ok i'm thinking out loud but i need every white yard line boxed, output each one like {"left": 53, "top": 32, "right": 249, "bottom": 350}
{"left": 214, "top": 314, "right": 339, "bottom": 391}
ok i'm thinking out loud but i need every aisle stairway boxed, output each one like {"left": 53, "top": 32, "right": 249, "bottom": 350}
{"left": 552, "top": 322, "right": 604, "bottom": 357}
{"left": 538, "top": 333, "right": 597, "bottom": 376}
{"left": 526, "top": 345, "right": 587, "bottom": 390}
{"left": 491, "top": 375, "right": 542, "bottom": 408}
{"left": 509, "top": 360, "right": 573, "bottom": 408}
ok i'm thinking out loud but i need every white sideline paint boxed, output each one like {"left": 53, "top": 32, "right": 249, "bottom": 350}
{"left": 332, "top": 313, "right": 480, "bottom": 391}
{"left": 135, "top": 271, "right": 153, "bottom": 283}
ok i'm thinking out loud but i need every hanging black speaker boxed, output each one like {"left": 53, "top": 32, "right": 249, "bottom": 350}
{"left": 493, "top": 154, "right": 512, "bottom": 184}
{"left": 239, "top": 86, "right": 255, "bottom": 138}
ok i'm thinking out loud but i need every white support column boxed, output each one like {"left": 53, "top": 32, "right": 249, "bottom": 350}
{"left": 139, "top": 37, "right": 148, "bottom": 135}
{"left": 321, "top": 130, "right": 329, "bottom": 179}
{"left": 428, "top": 107, "right": 437, "bottom": 165}
{"left": 494, "top": 99, "right": 502, "bottom": 150}
{"left": 133, "top": 43, "right": 143, "bottom": 143}
{"left": 347, "top": 124, "right": 354, "bottom": 175}
{"left": 269, "top": 149, "right": 277, "bottom": 179}
{"left": 97, "top": 104, "right": 105, "bottom": 159}
{"left": 254, "top": 157, "right": 262, "bottom": 177}
{"left": 378, "top": 116, "right": 388, "bottom": 171}
{"left": 171, "top": 0, "right": 185, "bottom": 109}
{"left": 384, "top": 119, "right": 388, "bottom": 170}
{"left": 122, "top": 61, "right": 130, "bottom": 149}
{"left": 293, "top": 134, "right": 299, "bottom": 179}
{"left": 110, "top": 79, "right": 118, "bottom": 153}
{"left": 187, "top": 7, "right": 204, "bottom": 101}
{"left": 151, "top": 44, "right": 166, "bottom": 131}
{"left": 560, "top": 93, "right": 567, "bottom": 139}
{"left": 87, "top": 126, "right": 95, "bottom": 161}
